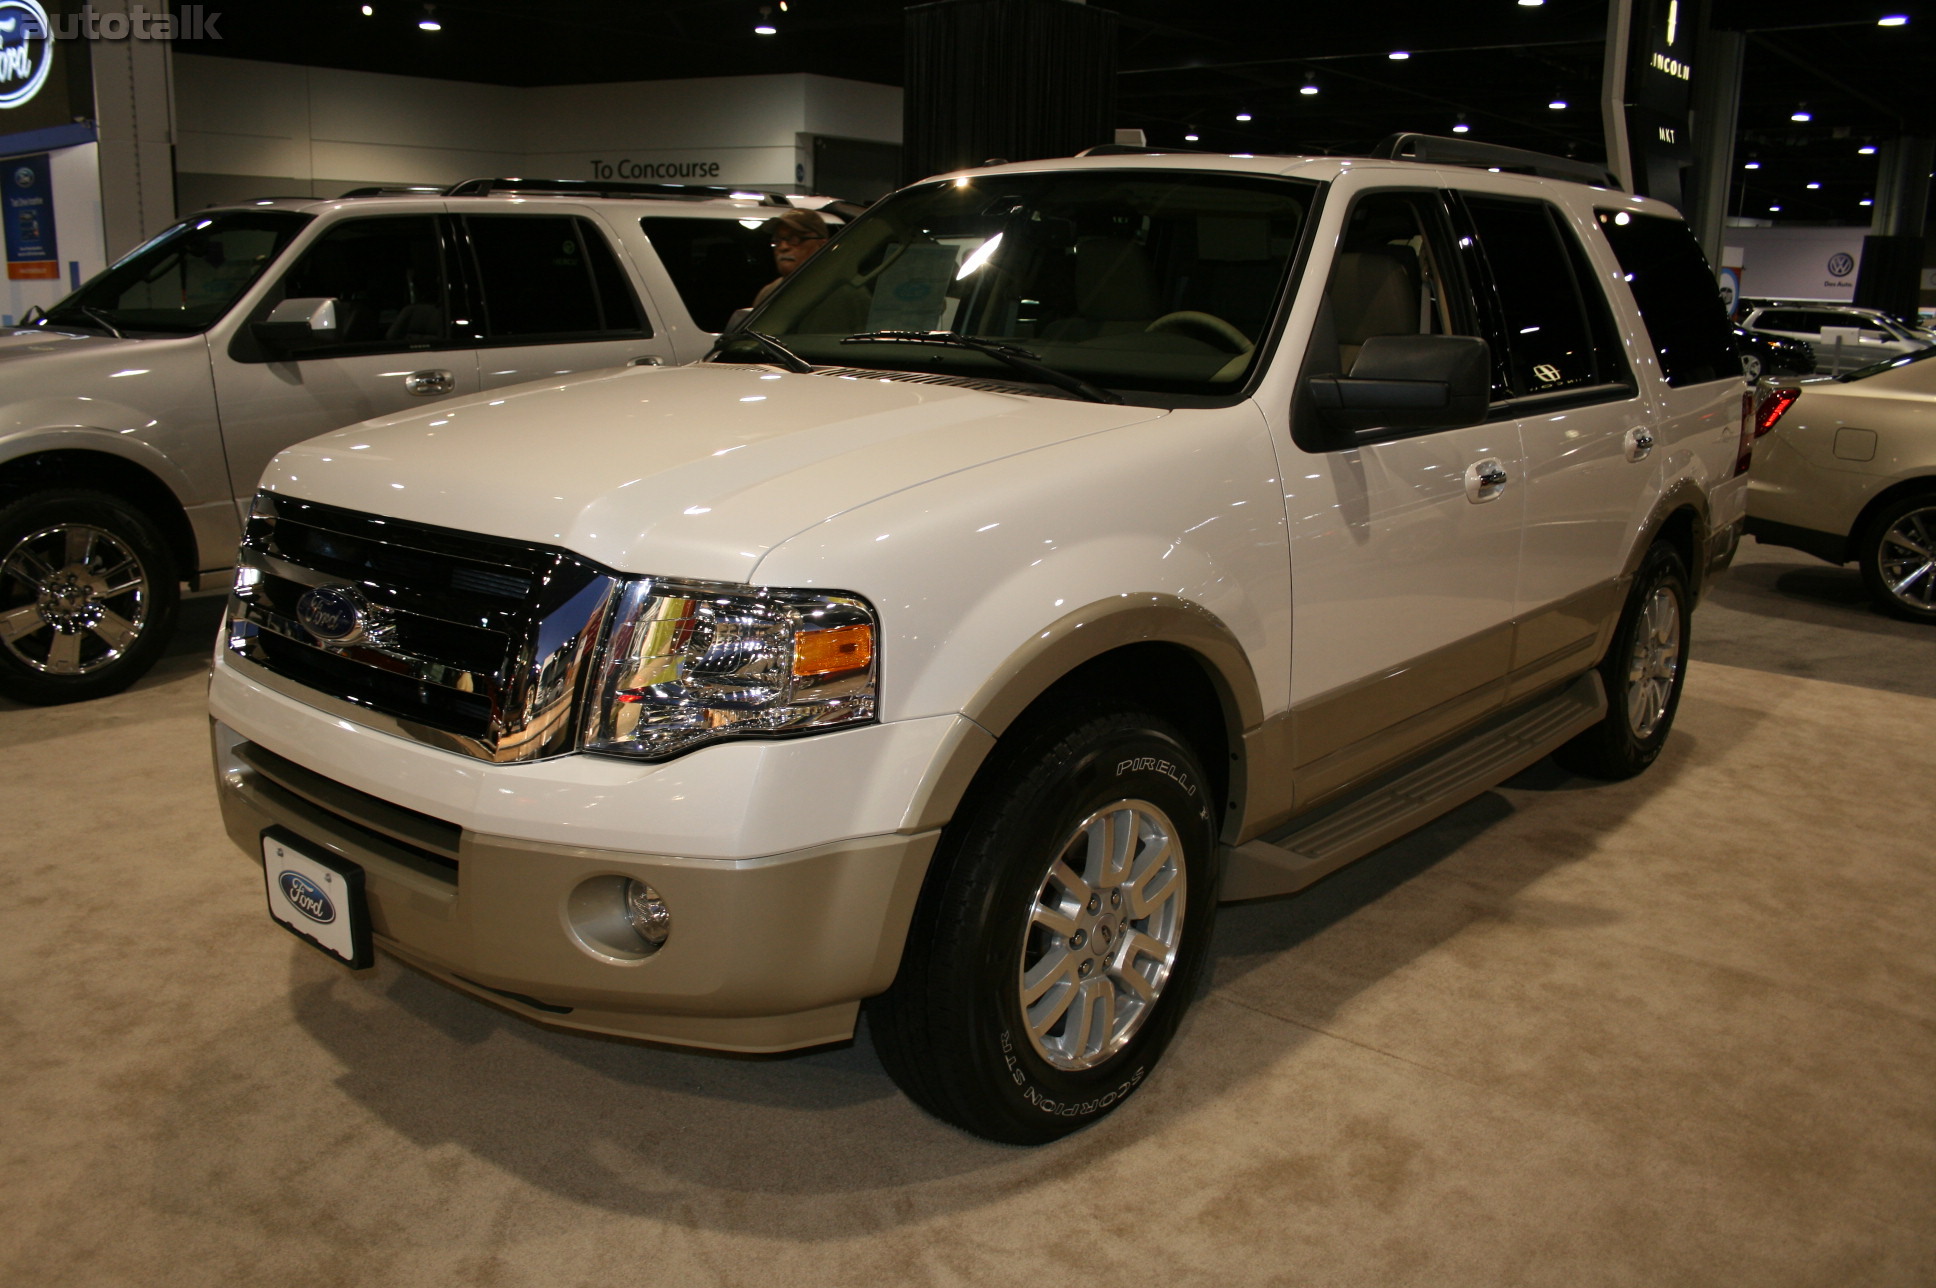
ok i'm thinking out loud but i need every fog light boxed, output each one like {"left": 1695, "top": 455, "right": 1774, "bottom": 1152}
{"left": 625, "top": 880, "right": 671, "bottom": 949}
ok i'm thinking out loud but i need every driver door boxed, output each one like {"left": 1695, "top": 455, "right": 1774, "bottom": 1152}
{"left": 209, "top": 213, "right": 480, "bottom": 507}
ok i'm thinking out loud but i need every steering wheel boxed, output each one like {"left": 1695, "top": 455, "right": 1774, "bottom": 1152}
{"left": 1145, "top": 310, "right": 1253, "bottom": 355}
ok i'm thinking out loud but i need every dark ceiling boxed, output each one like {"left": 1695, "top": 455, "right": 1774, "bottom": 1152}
{"left": 177, "top": 0, "right": 1932, "bottom": 224}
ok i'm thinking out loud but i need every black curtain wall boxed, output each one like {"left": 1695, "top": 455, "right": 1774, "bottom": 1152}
{"left": 903, "top": 0, "right": 1119, "bottom": 184}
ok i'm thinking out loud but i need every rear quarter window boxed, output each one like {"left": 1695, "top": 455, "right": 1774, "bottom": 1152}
{"left": 1595, "top": 210, "right": 1737, "bottom": 386}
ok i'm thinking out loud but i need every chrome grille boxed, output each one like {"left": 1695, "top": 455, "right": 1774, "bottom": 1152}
{"left": 224, "top": 493, "right": 619, "bottom": 762}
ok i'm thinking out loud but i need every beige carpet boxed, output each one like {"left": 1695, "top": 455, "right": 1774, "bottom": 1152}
{"left": 2, "top": 600, "right": 1931, "bottom": 1286}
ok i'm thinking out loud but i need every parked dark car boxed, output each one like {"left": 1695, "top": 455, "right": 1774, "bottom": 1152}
{"left": 1734, "top": 325, "right": 1814, "bottom": 380}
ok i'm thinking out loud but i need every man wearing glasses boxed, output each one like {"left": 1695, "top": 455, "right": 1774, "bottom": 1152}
{"left": 752, "top": 208, "right": 831, "bottom": 308}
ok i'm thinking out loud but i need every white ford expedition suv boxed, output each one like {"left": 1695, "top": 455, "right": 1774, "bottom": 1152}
{"left": 210, "top": 138, "right": 1751, "bottom": 1143}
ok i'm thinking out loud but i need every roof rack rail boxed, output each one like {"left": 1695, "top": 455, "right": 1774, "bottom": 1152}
{"left": 1075, "top": 143, "right": 1213, "bottom": 157}
{"left": 1369, "top": 133, "right": 1620, "bottom": 189}
{"left": 442, "top": 177, "right": 795, "bottom": 206}
{"left": 338, "top": 185, "right": 448, "bottom": 198}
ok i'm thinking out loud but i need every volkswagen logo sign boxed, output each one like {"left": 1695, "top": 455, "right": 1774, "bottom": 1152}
{"left": 278, "top": 871, "right": 337, "bottom": 924}
{"left": 297, "top": 584, "right": 373, "bottom": 645}
{"left": 1827, "top": 252, "right": 1856, "bottom": 279}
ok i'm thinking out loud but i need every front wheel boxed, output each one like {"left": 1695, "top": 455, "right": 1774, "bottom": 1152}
{"left": 0, "top": 490, "right": 180, "bottom": 705}
{"left": 870, "top": 707, "right": 1219, "bottom": 1143}
{"left": 1554, "top": 542, "right": 1690, "bottom": 780}
{"left": 1856, "top": 492, "right": 1936, "bottom": 624}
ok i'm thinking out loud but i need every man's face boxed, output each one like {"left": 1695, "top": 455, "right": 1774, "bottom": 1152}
{"left": 771, "top": 227, "right": 826, "bottom": 277}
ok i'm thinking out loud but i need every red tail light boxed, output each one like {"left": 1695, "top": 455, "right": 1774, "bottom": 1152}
{"left": 1755, "top": 386, "right": 1802, "bottom": 437}
{"left": 1735, "top": 390, "right": 1755, "bottom": 476}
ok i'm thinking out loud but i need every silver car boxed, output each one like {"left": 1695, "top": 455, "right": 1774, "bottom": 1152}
{"left": 0, "top": 179, "right": 837, "bottom": 704}
{"left": 1739, "top": 303, "right": 1933, "bottom": 376}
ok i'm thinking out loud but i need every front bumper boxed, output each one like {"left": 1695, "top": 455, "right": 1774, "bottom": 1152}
{"left": 215, "top": 719, "right": 938, "bottom": 1051}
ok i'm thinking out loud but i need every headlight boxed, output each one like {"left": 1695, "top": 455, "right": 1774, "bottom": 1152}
{"left": 584, "top": 578, "right": 877, "bottom": 759}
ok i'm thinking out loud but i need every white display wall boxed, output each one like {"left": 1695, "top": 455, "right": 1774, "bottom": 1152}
{"left": 172, "top": 54, "right": 902, "bottom": 210}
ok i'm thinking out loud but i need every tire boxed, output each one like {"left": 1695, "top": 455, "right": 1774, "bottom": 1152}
{"left": 870, "top": 706, "right": 1219, "bottom": 1144}
{"left": 1855, "top": 492, "right": 1936, "bottom": 624}
{"left": 0, "top": 490, "right": 180, "bottom": 705}
{"left": 1554, "top": 542, "right": 1690, "bottom": 780}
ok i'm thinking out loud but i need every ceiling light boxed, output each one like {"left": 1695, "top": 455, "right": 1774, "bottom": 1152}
{"left": 1548, "top": 99, "right": 1567, "bottom": 110}
{"left": 1518, "top": 0, "right": 1545, "bottom": 6}
{"left": 1860, "top": 198, "right": 1874, "bottom": 206}
{"left": 1791, "top": 108, "right": 1812, "bottom": 122}
{"left": 1388, "top": 50, "right": 1410, "bottom": 60}
{"left": 418, "top": 4, "right": 440, "bottom": 30}
{"left": 1452, "top": 118, "right": 1470, "bottom": 134}
{"left": 1859, "top": 145, "right": 1878, "bottom": 155}
{"left": 360, "top": 4, "right": 373, "bottom": 14}
{"left": 1234, "top": 112, "right": 1252, "bottom": 122}
{"left": 1807, "top": 182, "right": 1821, "bottom": 190}
{"left": 1300, "top": 82, "right": 1319, "bottom": 96}
{"left": 1768, "top": 204, "right": 1781, "bottom": 212}
{"left": 1878, "top": 14, "right": 1908, "bottom": 26}
{"left": 1743, "top": 161, "right": 1760, "bottom": 170}
{"left": 754, "top": 23, "right": 776, "bottom": 33}
{"left": 1184, "top": 133, "right": 1200, "bottom": 142}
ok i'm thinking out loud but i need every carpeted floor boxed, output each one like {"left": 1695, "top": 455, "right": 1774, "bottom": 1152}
{"left": 2, "top": 540, "right": 1930, "bottom": 1287}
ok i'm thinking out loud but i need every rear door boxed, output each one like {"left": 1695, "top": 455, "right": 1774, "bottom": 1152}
{"left": 456, "top": 211, "right": 672, "bottom": 391}
{"left": 1452, "top": 192, "right": 1654, "bottom": 700}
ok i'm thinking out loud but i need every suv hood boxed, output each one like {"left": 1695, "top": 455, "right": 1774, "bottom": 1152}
{"left": 262, "top": 363, "right": 1169, "bottom": 582}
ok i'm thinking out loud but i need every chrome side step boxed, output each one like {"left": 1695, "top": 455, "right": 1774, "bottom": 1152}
{"left": 1219, "top": 671, "right": 1607, "bottom": 902}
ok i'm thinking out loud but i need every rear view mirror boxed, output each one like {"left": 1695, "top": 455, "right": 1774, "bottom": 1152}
{"left": 252, "top": 297, "right": 341, "bottom": 355}
{"left": 1307, "top": 334, "right": 1491, "bottom": 435}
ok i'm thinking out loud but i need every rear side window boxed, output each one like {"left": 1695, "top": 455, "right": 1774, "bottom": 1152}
{"left": 1464, "top": 196, "right": 1626, "bottom": 399}
{"left": 639, "top": 216, "right": 778, "bottom": 332}
{"left": 1596, "top": 210, "right": 1737, "bottom": 386}
{"left": 464, "top": 215, "right": 647, "bottom": 339}
{"left": 1754, "top": 309, "right": 1808, "bottom": 332}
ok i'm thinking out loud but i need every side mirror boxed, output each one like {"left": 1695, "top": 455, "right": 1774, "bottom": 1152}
{"left": 1306, "top": 334, "right": 1491, "bottom": 436}
{"left": 251, "top": 297, "right": 341, "bottom": 355}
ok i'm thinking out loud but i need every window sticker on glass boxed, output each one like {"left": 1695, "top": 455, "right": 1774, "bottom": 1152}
{"left": 863, "top": 243, "right": 965, "bottom": 332}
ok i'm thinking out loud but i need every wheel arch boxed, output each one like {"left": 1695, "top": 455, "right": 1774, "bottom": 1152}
{"left": 906, "top": 596, "right": 1263, "bottom": 848}
{"left": 0, "top": 448, "right": 200, "bottom": 579}
{"left": 1847, "top": 474, "right": 1936, "bottom": 558}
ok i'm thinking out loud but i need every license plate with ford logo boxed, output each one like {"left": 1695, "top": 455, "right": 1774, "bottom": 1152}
{"left": 262, "top": 830, "right": 373, "bottom": 969}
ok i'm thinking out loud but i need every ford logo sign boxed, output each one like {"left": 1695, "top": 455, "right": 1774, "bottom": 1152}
{"left": 0, "top": 1, "right": 54, "bottom": 111}
{"left": 297, "top": 584, "right": 369, "bottom": 644}
{"left": 278, "top": 870, "right": 337, "bottom": 924}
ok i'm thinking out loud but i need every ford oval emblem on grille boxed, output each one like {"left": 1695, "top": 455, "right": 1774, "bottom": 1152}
{"left": 297, "top": 585, "right": 370, "bottom": 644}
{"left": 278, "top": 871, "right": 336, "bottom": 924}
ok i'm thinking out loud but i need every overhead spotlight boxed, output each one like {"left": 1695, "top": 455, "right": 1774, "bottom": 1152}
{"left": 1518, "top": 0, "right": 1545, "bottom": 6}
{"left": 1184, "top": 133, "right": 1200, "bottom": 142}
{"left": 1548, "top": 98, "right": 1568, "bottom": 110}
{"left": 755, "top": 4, "right": 776, "bottom": 34}
{"left": 1452, "top": 115, "right": 1470, "bottom": 134}
{"left": 1388, "top": 50, "right": 1410, "bottom": 60}
{"left": 1300, "top": 80, "right": 1319, "bottom": 96}
{"left": 1791, "top": 106, "right": 1812, "bottom": 122}
{"left": 360, "top": 4, "right": 373, "bottom": 14}
{"left": 1234, "top": 112, "right": 1252, "bottom": 122}
{"left": 1768, "top": 204, "right": 1781, "bottom": 212}
{"left": 1743, "top": 161, "right": 1761, "bottom": 170}
{"left": 1878, "top": 14, "right": 1908, "bottom": 26}
{"left": 1859, "top": 145, "right": 1878, "bottom": 155}
{"left": 418, "top": 4, "right": 440, "bottom": 30}
{"left": 1860, "top": 198, "right": 1874, "bottom": 206}
{"left": 1807, "top": 182, "right": 1821, "bottom": 190}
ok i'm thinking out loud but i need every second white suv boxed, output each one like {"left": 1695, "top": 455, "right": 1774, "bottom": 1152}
{"left": 210, "top": 137, "right": 1751, "bottom": 1144}
{"left": 0, "top": 179, "right": 840, "bottom": 705}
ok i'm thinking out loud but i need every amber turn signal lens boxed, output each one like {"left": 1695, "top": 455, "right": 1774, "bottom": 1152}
{"left": 793, "top": 623, "right": 874, "bottom": 677}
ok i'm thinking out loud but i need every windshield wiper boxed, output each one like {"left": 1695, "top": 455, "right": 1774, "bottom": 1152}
{"left": 706, "top": 329, "right": 813, "bottom": 374}
{"left": 839, "top": 330, "right": 1123, "bottom": 404}
{"left": 43, "top": 305, "right": 124, "bottom": 338}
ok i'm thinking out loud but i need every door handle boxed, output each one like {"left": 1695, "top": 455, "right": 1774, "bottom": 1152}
{"left": 404, "top": 369, "right": 455, "bottom": 396}
{"left": 627, "top": 355, "right": 664, "bottom": 367}
{"left": 1625, "top": 427, "right": 1655, "bottom": 461}
{"left": 1465, "top": 458, "right": 1509, "bottom": 503}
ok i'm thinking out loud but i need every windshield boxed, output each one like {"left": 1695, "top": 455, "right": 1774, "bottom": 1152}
{"left": 732, "top": 171, "right": 1313, "bottom": 400}
{"left": 35, "top": 210, "right": 310, "bottom": 336}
